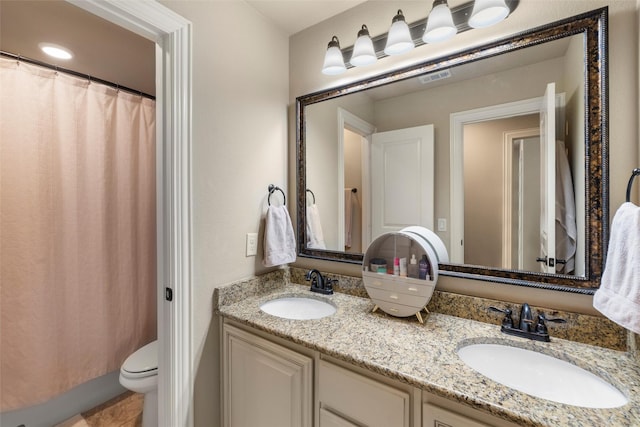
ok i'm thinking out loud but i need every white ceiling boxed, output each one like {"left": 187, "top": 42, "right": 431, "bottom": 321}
{"left": 0, "top": 0, "right": 361, "bottom": 97}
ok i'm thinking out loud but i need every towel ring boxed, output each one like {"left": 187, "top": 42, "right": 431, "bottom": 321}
{"left": 626, "top": 168, "right": 640, "bottom": 202}
{"left": 268, "top": 184, "right": 286, "bottom": 206}
{"left": 306, "top": 188, "right": 316, "bottom": 204}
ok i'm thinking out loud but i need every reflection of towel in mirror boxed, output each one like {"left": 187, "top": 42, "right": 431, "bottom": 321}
{"left": 555, "top": 141, "right": 577, "bottom": 273}
{"left": 306, "top": 204, "right": 326, "bottom": 249}
{"left": 263, "top": 205, "right": 296, "bottom": 267}
{"left": 593, "top": 202, "right": 640, "bottom": 335}
{"left": 345, "top": 189, "right": 355, "bottom": 248}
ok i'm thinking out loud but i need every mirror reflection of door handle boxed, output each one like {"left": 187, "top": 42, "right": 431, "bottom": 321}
{"left": 536, "top": 257, "right": 557, "bottom": 267}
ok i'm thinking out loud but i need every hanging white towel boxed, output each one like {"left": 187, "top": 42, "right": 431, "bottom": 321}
{"left": 344, "top": 189, "right": 355, "bottom": 248}
{"left": 306, "top": 204, "right": 326, "bottom": 249}
{"left": 263, "top": 205, "right": 296, "bottom": 267}
{"left": 593, "top": 202, "right": 640, "bottom": 335}
{"left": 555, "top": 141, "right": 577, "bottom": 273}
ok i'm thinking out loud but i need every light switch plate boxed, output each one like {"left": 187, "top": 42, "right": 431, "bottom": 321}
{"left": 246, "top": 233, "right": 258, "bottom": 257}
{"left": 437, "top": 218, "right": 447, "bottom": 232}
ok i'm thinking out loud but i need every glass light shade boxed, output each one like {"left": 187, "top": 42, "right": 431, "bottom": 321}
{"left": 384, "top": 10, "right": 414, "bottom": 56}
{"left": 423, "top": 1, "right": 457, "bottom": 44}
{"left": 350, "top": 25, "right": 376, "bottom": 67}
{"left": 468, "top": 0, "right": 510, "bottom": 29}
{"left": 322, "top": 36, "right": 346, "bottom": 75}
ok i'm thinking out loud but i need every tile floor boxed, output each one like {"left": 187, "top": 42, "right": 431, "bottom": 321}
{"left": 55, "top": 392, "right": 142, "bottom": 427}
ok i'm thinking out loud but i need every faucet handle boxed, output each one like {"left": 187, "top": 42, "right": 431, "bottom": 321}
{"left": 535, "top": 313, "right": 566, "bottom": 334}
{"left": 489, "top": 306, "right": 514, "bottom": 329}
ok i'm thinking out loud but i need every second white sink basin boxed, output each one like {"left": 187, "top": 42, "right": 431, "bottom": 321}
{"left": 260, "top": 296, "right": 336, "bottom": 320}
{"left": 457, "top": 343, "right": 628, "bottom": 408}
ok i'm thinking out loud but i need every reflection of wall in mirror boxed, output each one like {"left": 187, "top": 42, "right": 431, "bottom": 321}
{"left": 344, "top": 129, "right": 362, "bottom": 253}
{"left": 306, "top": 93, "right": 374, "bottom": 251}
{"left": 463, "top": 115, "right": 539, "bottom": 269}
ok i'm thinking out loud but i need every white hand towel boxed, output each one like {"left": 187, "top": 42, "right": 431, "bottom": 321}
{"left": 263, "top": 205, "right": 296, "bottom": 267}
{"left": 555, "top": 141, "right": 577, "bottom": 273}
{"left": 593, "top": 202, "right": 640, "bottom": 335}
{"left": 306, "top": 204, "right": 326, "bottom": 249}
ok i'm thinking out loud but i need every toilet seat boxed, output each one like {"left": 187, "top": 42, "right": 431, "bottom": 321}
{"left": 121, "top": 340, "right": 158, "bottom": 379}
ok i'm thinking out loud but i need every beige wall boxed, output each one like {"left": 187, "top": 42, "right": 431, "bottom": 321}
{"left": 160, "top": 1, "right": 289, "bottom": 426}
{"left": 289, "top": 1, "right": 639, "bottom": 314}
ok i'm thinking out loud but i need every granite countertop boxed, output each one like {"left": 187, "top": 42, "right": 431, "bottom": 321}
{"left": 216, "top": 281, "right": 640, "bottom": 427}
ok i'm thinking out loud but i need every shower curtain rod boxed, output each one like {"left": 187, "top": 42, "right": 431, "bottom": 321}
{"left": 1, "top": 50, "right": 155, "bottom": 100}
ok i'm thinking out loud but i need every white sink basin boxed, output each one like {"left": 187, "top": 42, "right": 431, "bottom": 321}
{"left": 260, "top": 296, "right": 336, "bottom": 320}
{"left": 457, "top": 343, "right": 628, "bottom": 408}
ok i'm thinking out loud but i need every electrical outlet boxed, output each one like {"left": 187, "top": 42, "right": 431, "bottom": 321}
{"left": 246, "top": 233, "right": 258, "bottom": 257}
{"left": 437, "top": 218, "right": 447, "bottom": 232}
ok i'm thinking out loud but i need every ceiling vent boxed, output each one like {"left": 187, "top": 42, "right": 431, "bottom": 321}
{"left": 418, "top": 69, "right": 452, "bottom": 84}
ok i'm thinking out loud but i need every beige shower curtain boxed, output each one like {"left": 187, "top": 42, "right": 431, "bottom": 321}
{"left": 0, "top": 58, "right": 157, "bottom": 411}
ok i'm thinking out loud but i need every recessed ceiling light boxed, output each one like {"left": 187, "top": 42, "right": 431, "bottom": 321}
{"left": 38, "top": 43, "right": 73, "bottom": 60}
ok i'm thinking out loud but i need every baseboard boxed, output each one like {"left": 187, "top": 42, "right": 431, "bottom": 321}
{"left": 0, "top": 371, "right": 125, "bottom": 427}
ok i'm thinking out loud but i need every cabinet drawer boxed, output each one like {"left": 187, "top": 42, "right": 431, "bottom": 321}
{"left": 367, "top": 287, "right": 429, "bottom": 309}
{"left": 319, "top": 360, "right": 410, "bottom": 427}
{"left": 363, "top": 271, "right": 434, "bottom": 297}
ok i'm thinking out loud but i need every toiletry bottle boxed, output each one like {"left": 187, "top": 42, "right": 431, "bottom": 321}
{"left": 393, "top": 257, "right": 400, "bottom": 276}
{"left": 408, "top": 254, "right": 419, "bottom": 279}
{"left": 418, "top": 254, "right": 430, "bottom": 280}
{"left": 399, "top": 257, "right": 407, "bottom": 277}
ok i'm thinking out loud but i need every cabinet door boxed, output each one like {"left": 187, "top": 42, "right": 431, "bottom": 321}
{"left": 223, "top": 324, "right": 313, "bottom": 427}
{"left": 423, "top": 404, "right": 490, "bottom": 427}
{"left": 319, "top": 360, "right": 410, "bottom": 427}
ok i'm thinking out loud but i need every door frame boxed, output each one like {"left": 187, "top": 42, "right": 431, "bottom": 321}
{"left": 502, "top": 128, "right": 540, "bottom": 269}
{"left": 449, "top": 94, "right": 564, "bottom": 264}
{"left": 337, "top": 108, "right": 375, "bottom": 250}
{"left": 67, "top": 1, "right": 193, "bottom": 426}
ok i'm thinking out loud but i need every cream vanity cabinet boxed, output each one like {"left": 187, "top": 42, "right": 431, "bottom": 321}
{"left": 222, "top": 323, "right": 313, "bottom": 427}
{"left": 222, "top": 321, "right": 517, "bottom": 427}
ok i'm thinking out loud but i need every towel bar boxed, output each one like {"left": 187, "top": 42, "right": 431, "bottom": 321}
{"left": 626, "top": 168, "right": 640, "bottom": 202}
{"left": 306, "top": 188, "right": 316, "bottom": 204}
{"left": 268, "top": 184, "right": 286, "bottom": 206}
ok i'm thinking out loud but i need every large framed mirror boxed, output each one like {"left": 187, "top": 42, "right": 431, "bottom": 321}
{"left": 296, "top": 8, "right": 607, "bottom": 293}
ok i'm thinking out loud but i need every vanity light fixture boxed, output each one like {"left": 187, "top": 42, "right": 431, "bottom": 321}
{"left": 321, "top": 36, "right": 347, "bottom": 75}
{"left": 321, "top": 0, "right": 518, "bottom": 74}
{"left": 38, "top": 42, "right": 73, "bottom": 60}
{"left": 468, "top": 0, "right": 510, "bottom": 28}
{"left": 350, "top": 25, "right": 377, "bottom": 67}
{"left": 383, "top": 10, "right": 414, "bottom": 56}
{"left": 423, "top": 0, "right": 457, "bottom": 43}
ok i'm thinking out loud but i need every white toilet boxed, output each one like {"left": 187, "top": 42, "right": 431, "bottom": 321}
{"left": 119, "top": 340, "right": 158, "bottom": 427}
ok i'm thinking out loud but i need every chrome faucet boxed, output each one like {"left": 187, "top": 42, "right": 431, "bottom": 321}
{"left": 489, "top": 303, "right": 565, "bottom": 342}
{"left": 305, "top": 269, "right": 335, "bottom": 295}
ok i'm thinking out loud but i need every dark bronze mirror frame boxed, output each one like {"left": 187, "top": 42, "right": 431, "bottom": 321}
{"left": 296, "top": 8, "right": 608, "bottom": 294}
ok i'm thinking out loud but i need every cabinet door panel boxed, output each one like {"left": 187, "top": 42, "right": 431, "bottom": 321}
{"left": 223, "top": 324, "right": 313, "bottom": 427}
